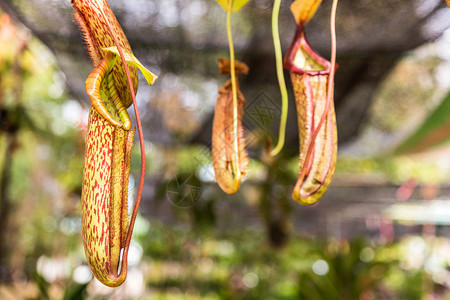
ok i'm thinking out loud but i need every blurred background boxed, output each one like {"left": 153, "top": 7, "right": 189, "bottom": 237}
{"left": 1, "top": 0, "right": 450, "bottom": 298}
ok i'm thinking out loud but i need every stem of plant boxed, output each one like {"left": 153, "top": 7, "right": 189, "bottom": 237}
{"left": 102, "top": 11, "right": 145, "bottom": 268}
{"left": 297, "top": 0, "right": 338, "bottom": 186}
{"left": 270, "top": 0, "right": 289, "bottom": 157}
{"left": 227, "top": 0, "right": 240, "bottom": 177}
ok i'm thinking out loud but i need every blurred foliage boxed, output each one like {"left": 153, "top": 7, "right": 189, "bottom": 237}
{"left": 0, "top": 9, "right": 85, "bottom": 285}
{"left": 336, "top": 155, "right": 449, "bottom": 185}
{"left": 16, "top": 222, "right": 450, "bottom": 299}
{"left": 1, "top": 2, "right": 450, "bottom": 300}
{"left": 369, "top": 55, "right": 441, "bottom": 134}
{"left": 395, "top": 91, "right": 450, "bottom": 154}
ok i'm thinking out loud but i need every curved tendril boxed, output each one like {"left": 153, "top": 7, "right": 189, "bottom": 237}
{"left": 227, "top": 0, "right": 240, "bottom": 177}
{"left": 100, "top": 9, "right": 146, "bottom": 272}
{"left": 270, "top": 0, "right": 289, "bottom": 157}
{"left": 296, "top": 0, "right": 338, "bottom": 187}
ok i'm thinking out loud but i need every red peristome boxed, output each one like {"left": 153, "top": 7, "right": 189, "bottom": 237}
{"left": 284, "top": 25, "right": 331, "bottom": 76}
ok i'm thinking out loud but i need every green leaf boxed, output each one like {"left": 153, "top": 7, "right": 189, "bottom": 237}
{"left": 62, "top": 282, "right": 89, "bottom": 300}
{"left": 395, "top": 91, "right": 450, "bottom": 154}
{"left": 215, "top": 0, "right": 250, "bottom": 12}
{"left": 32, "top": 272, "right": 50, "bottom": 300}
{"left": 103, "top": 46, "right": 158, "bottom": 86}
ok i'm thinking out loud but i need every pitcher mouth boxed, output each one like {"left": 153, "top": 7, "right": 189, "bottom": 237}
{"left": 283, "top": 25, "right": 331, "bottom": 76}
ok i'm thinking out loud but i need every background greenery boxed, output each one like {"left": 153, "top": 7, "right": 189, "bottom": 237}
{"left": 1, "top": 1, "right": 450, "bottom": 299}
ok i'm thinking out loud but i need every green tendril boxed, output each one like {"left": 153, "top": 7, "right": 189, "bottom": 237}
{"left": 270, "top": 0, "right": 289, "bottom": 157}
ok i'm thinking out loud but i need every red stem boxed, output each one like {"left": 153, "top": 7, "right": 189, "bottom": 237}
{"left": 101, "top": 11, "right": 145, "bottom": 265}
